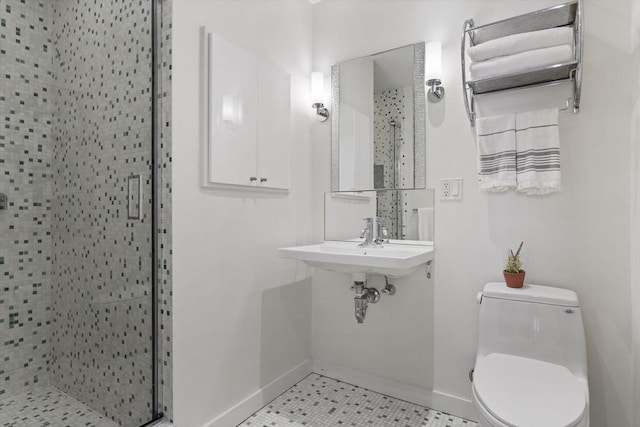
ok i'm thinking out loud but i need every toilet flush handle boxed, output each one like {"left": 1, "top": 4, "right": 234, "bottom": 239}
{"left": 476, "top": 292, "right": 483, "bottom": 304}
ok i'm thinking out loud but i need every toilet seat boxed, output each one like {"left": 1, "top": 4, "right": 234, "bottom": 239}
{"left": 473, "top": 353, "right": 587, "bottom": 427}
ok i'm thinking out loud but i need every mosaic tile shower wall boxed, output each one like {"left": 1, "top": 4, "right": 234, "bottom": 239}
{"left": 1, "top": 0, "right": 171, "bottom": 424}
{"left": 48, "top": 0, "right": 155, "bottom": 425}
{"left": 374, "top": 87, "right": 414, "bottom": 239}
{"left": 158, "top": 0, "right": 173, "bottom": 421}
{"left": 0, "top": 0, "right": 55, "bottom": 398}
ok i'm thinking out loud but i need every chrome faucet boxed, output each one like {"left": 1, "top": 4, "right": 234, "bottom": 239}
{"left": 359, "top": 217, "right": 388, "bottom": 247}
{"left": 359, "top": 217, "right": 382, "bottom": 248}
{"left": 376, "top": 220, "right": 389, "bottom": 245}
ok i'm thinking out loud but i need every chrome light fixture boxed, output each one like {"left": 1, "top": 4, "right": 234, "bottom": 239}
{"left": 311, "top": 71, "right": 329, "bottom": 121}
{"left": 425, "top": 41, "right": 445, "bottom": 103}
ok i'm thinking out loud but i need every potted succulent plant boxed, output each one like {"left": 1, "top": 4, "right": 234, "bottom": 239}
{"left": 503, "top": 241, "right": 525, "bottom": 288}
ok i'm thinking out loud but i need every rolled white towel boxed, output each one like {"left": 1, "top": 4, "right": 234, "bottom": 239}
{"left": 468, "top": 27, "right": 574, "bottom": 62}
{"left": 515, "top": 108, "right": 561, "bottom": 196}
{"left": 417, "top": 207, "right": 434, "bottom": 241}
{"left": 469, "top": 44, "right": 573, "bottom": 81}
{"left": 477, "top": 114, "right": 517, "bottom": 192}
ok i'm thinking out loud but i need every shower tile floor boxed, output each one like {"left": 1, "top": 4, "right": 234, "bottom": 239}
{"left": 0, "top": 386, "right": 119, "bottom": 427}
{"left": 239, "top": 374, "right": 477, "bottom": 427}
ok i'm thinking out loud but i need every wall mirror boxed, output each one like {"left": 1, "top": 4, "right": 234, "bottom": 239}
{"left": 325, "top": 189, "right": 434, "bottom": 245}
{"left": 331, "top": 42, "right": 426, "bottom": 192}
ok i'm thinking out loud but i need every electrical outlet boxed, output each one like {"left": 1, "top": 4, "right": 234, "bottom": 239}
{"left": 442, "top": 181, "right": 451, "bottom": 197}
{"left": 440, "top": 178, "right": 463, "bottom": 201}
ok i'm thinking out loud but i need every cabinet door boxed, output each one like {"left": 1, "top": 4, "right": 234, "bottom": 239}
{"left": 256, "top": 58, "right": 291, "bottom": 190}
{"left": 208, "top": 34, "right": 258, "bottom": 187}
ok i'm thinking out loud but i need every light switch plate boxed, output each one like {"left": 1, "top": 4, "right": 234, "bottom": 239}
{"left": 440, "top": 178, "right": 463, "bottom": 201}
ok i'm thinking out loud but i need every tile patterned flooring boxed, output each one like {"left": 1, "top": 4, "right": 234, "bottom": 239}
{"left": 0, "top": 373, "right": 476, "bottom": 427}
{"left": 0, "top": 386, "right": 118, "bottom": 427}
{"left": 239, "top": 374, "right": 477, "bottom": 427}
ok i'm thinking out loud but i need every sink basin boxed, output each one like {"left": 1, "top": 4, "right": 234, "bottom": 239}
{"left": 279, "top": 241, "right": 434, "bottom": 278}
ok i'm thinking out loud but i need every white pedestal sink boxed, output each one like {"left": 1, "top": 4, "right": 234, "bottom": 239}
{"left": 279, "top": 241, "right": 434, "bottom": 278}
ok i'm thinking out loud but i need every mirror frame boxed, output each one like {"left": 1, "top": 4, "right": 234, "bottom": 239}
{"left": 330, "top": 42, "right": 426, "bottom": 192}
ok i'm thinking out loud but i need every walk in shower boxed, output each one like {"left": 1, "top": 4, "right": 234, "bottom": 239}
{"left": 0, "top": 0, "right": 169, "bottom": 425}
{"left": 374, "top": 88, "right": 414, "bottom": 240}
{"left": 387, "top": 118, "right": 404, "bottom": 238}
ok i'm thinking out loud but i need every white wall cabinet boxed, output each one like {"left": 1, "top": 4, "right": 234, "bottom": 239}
{"left": 204, "top": 30, "right": 291, "bottom": 192}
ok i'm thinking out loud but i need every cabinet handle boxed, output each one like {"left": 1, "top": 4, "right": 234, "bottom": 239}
{"left": 260, "top": 177, "right": 268, "bottom": 183}
{"left": 249, "top": 176, "right": 257, "bottom": 182}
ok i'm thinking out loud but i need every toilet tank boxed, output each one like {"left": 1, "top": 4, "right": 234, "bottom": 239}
{"left": 476, "top": 282, "right": 588, "bottom": 379}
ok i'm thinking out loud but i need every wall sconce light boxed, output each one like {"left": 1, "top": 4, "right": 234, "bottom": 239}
{"left": 222, "top": 95, "right": 235, "bottom": 123}
{"left": 425, "top": 41, "right": 445, "bottom": 103}
{"left": 311, "top": 71, "right": 329, "bottom": 122}
{"left": 221, "top": 95, "right": 243, "bottom": 124}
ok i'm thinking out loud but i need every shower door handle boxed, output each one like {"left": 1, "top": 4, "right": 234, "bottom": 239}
{"left": 128, "top": 175, "right": 142, "bottom": 220}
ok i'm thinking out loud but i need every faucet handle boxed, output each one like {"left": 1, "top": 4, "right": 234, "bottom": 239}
{"left": 374, "top": 221, "right": 389, "bottom": 245}
{"left": 361, "top": 217, "right": 374, "bottom": 236}
{"left": 359, "top": 217, "right": 375, "bottom": 247}
{"left": 379, "top": 225, "right": 389, "bottom": 241}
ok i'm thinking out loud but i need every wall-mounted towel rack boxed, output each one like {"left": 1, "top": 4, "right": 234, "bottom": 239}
{"left": 461, "top": 0, "right": 583, "bottom": 126}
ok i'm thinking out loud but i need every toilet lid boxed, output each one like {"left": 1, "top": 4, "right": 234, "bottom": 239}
{"left": 473, "top": 353, "right": 586, "bottom": 427}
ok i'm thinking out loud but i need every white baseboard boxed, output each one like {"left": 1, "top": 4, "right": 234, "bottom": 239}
{"left": 312, "top": 360, "right": 477, "bottom": 422}
{"left": 203, "top": 359, "right": 313, "bottom": 427}
{"left": 199, "top": 358, "right": 475, "bottom": 427}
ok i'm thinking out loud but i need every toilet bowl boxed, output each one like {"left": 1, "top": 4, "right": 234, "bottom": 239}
{"left": 472, "top": 283, "right": 589, "bottom": 427}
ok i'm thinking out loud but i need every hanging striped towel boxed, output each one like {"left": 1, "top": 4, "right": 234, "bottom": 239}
{"left": 477, "top": 114, "right": 517, "bottom": 192}
{"left": 515, "top": 108, "right": 561, "bottom": 195}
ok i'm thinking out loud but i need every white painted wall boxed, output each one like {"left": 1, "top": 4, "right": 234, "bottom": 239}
{"left": 311, "top": 1, "right": 635, "bottom": 426}
{"left": 631, "top": 2, "right": 640, "bottom": 426}
{"left": 172, "top": 1, "right": 313, "bottom": 426}
{"left": 311, "top": 266, "right": 436, "bottom": 390}
{"left": 324, "top": 192, "right": 377, "bottom": 241}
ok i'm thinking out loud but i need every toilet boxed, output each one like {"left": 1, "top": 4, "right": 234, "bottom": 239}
{"left": 472, "top": 282, "right": 589, "bottom": 427}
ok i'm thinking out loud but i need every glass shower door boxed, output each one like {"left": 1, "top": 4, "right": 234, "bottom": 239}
{"left": 0, "top": 0, "right": 158, "bottom": 425}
